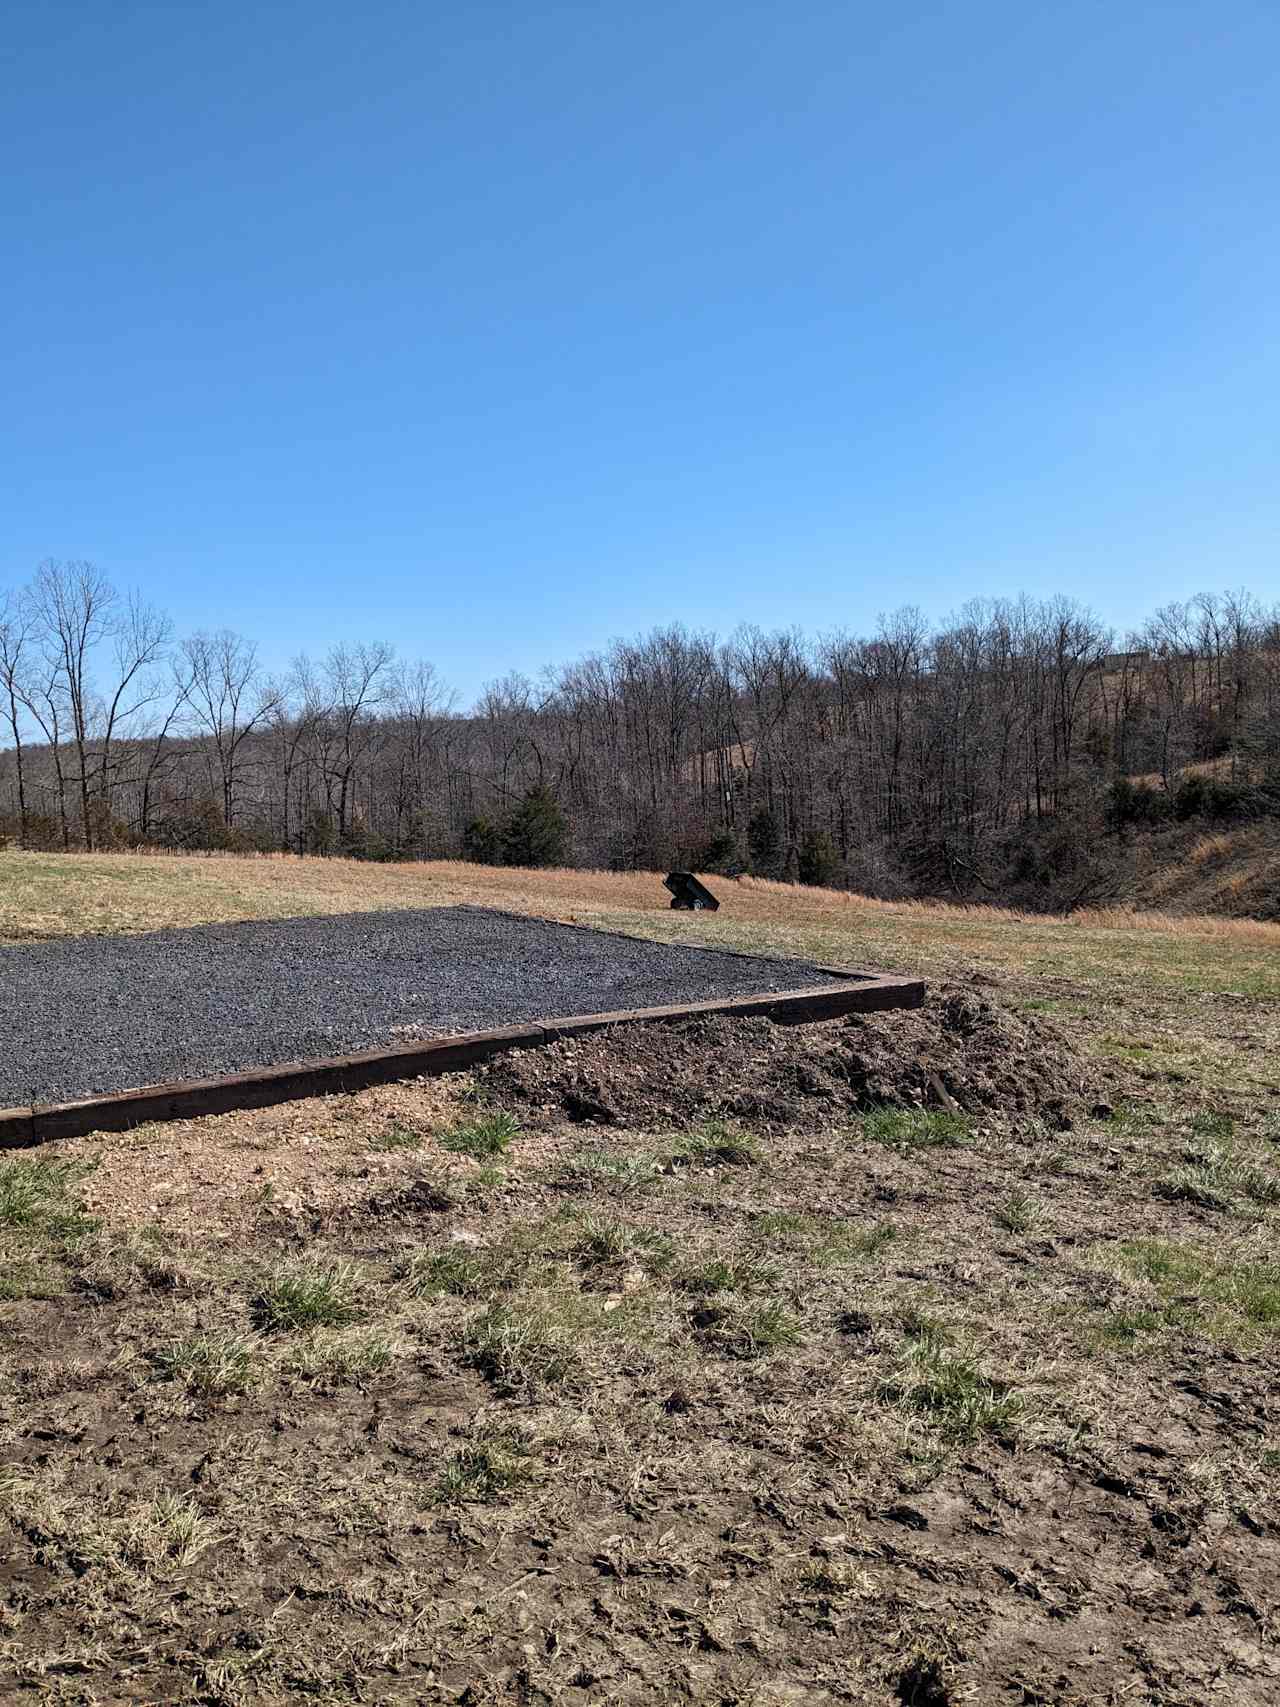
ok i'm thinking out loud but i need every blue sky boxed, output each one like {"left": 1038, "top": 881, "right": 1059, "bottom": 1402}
{"left": 4, "top": 1, "right": 1278, "bottom": 699}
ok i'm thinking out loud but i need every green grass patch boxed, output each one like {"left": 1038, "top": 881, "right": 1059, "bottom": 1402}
{"left": 860, "top": 1108, "right": 971, "bottom": 1154}
{"left": 155, "top": 1333, "right": 258, "bottom": 1396}
{"left": 673, "top": 1251, "right": 780, "bottom": 1295}
{"left": 670, "top": 1119, "right": 761, "bottom": 1167}
{"left": 567, "top": 1213, "right": 672, "bottom": 1271}
{"left": 432, "top": 1433, "right": 539, "bottom": 1505}
{"left": 1098, "top": 1035, "right": 1156, "bottom": 1063}
{"left": 0, "top": 1157, "right": 97, "bottom": 1239}
{"left": 288, "top": 1330, "right": 396, "bottom": 1384}
{"left": 1156, "top": 1142, "right": 1280, "bottom": 1213}
{"left": 252, "top": 1261, "right": 363, "bottom": 1332}
{"left": 553, "top": 1149, "right": 664, "bottom": 1192}
{"left": 0, "top": 1254, "right": 68, "bottom": 1300}
{"left": 885, "top": 1327, "right": 1021, "bottom": 1442}
{"left": 994, "top": 1189, "right": 1043, "bottom": 1234}
{"left": 1191, "top": 1110, "right": 1235, "bottom": 1141}
{"left": 439, "top": 1112, "right": 519, "bottom": 1160}
{"left": 400, "top": 1242, "right": 528, "bottom": 1298}
{"left": 689, "top": 1297, "right": 802, "bottom": 1358}
{"left": 1094, "top": 1308, "right": 1164, "bottom": 1347}
{"left": 752, "top": 1210, "right": 898, "bottom": 1265}
{"left": 370, "top": 1124, "right": 424, "bottom": 1152}
{"left": 462, "top": 1292, "right": 618, "bottom": 1388}
{"left": 1106, "top": 1239, "right": 1280, "bottom": 1339}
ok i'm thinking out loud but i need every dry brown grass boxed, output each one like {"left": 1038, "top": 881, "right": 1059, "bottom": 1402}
{"left": 4, "top": 847, "right": 1279, "bottom": 990}
{"left": 8, "top": 843, "right": 1280, "bottom": 939}
{"left": 4, "top": 849, "right": 1280, "bottom": 1702}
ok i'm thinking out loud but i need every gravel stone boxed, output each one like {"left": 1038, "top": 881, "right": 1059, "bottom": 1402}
{"left": 0, "top": 905, "right": 835, "bottom": 1106}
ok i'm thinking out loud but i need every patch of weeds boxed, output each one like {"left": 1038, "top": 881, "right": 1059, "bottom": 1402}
{"left": 1191, "top": 1110, "right": 1235, "bottom": 1141}
{"left": 1109, "top": 1099, "right": 1159, "bottom": 1136}
{"left": 0, "top": 1157, "right": 97, "bottom": 1238}
{"left": 470, "top": 1164, "right": 508, "bottom": 1197}
{"left": 1117, "top": 1239, "right": 1209, "bottom": 1290}
{"left": 432, "top": 1432, "right": 539, "bottom": 1505}
{"left": 400, "top": 1243, "right": 528, "bottom": 1298}
{"left": 886, "top": 1324, "right": 1020, "bottom": 1442}
{"left": 753, "top": 1210, "right": 808, "bottom": 1240}
{"left": 118, "top": 1493, "right": 222, "bottom": 1572}
{"left": 440, "top": 1112, "right": 519, "bottom": 1160}
{"left": 674, "top": 1251, "right": 780, "bottom": 1295}
{"left": 995, "top": 1190, "right": 1042, "bottom": 1234}
{"left": 154, "top": 1333, "right": 257, "bottom": 1396}
{"left": 899, "top": 1307, "right": 951, "bottom": 1352}
{"left": 690, "top": 1297, "right": 802, "bottom": 1358}
{"left": 861, "top": 1108, "right": 971, "bottom": 1154}
{"left": 554, "top": 1149, "right": 663, "bottom": 1192}
{"left": 1108, "top": 1240, "right": 1280, "bottom": 1338}
{"left": 1099, "top": 1035, "right": 1155, "bottom": 1063}
{"left": 670, "top": 1119, "right": 760, "bottom": 1167}
{"left": 463, "top": 1294, "right": 595, "bottom": 1388}
{"left": 0, "top": 1255, "right": 68, "bottom": 1300}
{"left": 0, "top": 1471, "right": 221, "bottom": 1577}
{"left": 289, "top": 1331, "right": 396, "bottom": 1384}
{"left": 753, "top": 1210, "right": 898, "bottom": 1265}
{"left": 1157, "top": 1142, "right": 1280, "bottom": 1213}
{"left": 568, "top": 1213, "right": 672, "bottom": 1272}
{"left": 842, "top": 1220, "right": 899, "bottom": 1258}
{"left": 252, "top": 1261, "right": 363, "bottom": 1332}
{"left": 370, "top": 1124, "right": 424, "bottom": 1153}
{"left": 1095, "top": 1308, "right": 1163, "bottom": 1347}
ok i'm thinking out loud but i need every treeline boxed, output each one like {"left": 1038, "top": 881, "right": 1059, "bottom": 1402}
{"left": 2, "top": 560, "right": 1279, "bottom": 908}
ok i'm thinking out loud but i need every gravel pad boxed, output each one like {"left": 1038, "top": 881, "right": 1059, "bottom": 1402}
{"left": 0, "top": 906, "right": 835, "bottom": 1106}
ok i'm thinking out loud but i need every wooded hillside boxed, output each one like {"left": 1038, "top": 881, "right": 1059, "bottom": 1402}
{"left": 3, "top": 562, "right": 1279, "bottom": 910}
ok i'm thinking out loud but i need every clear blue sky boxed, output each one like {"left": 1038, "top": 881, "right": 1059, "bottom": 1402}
{"left": 4, "top": 1, "right": 1278, "bottom": 699}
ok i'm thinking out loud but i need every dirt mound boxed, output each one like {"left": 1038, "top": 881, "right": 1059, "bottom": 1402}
{"left": 482, "top": 980, "right": 1104, "bottom": 1132}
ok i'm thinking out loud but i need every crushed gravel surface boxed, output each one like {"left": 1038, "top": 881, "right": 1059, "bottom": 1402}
{"left": 0, "top": 905, "right": 835, "bottom": 1106}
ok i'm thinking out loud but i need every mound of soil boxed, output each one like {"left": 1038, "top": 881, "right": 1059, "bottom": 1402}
{"left": 482, "top": 980, "right": 1105, "bottom": 1132}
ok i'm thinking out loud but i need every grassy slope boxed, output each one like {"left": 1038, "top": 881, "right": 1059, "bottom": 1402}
{"left": 2, "top": 850, "right": 1279, "bottom": 1704}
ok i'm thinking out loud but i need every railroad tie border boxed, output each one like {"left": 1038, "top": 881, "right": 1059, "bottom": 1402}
{"left": 0, "top": 968, "right": 924, "bottom": 1149}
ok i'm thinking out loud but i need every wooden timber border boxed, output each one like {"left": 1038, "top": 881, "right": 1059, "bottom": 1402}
{"left": 0, "top": 966, "right": 923, "bottom": 1150}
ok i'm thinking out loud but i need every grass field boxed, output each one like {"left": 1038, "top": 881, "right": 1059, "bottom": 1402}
{"left": 1, "top": 850, "right": 1279, "bottom": 1704}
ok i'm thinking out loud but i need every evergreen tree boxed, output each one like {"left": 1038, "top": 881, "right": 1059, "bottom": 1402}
{"left": 747, "top": 806, "right": 783, "bottom": 876}
{"left": 798, "top": 828, "right": 840, "bottom": 888}
{"left": 462, "top": 816, "right": 503, "bottom": 864}
{"left": 501, "top": 785, "right": 570, "bottom": 868}
{"left": 698, "top": 826, "right": 742, "bottom": 874}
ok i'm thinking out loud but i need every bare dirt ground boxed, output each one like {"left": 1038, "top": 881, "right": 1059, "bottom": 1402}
{"left": 2, "top": 854, "right": 1279, "bottom": 1705}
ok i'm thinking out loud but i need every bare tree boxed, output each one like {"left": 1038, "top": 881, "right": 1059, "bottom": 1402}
{"left": 0, "top": 590, "right": 33, "bottom": 844}
{"left": 26, "top": 561, "right": 170, "bottom": 847}
{"left": 179, "top": 630, "right": 281, "bottom": 827}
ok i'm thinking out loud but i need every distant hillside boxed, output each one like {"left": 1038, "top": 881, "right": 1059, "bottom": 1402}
{"left": 1134, "top": 822, "right": 1280, "bottom": 921}
{"left": 3, "top": 568, "right": 1278, "bottom": 915}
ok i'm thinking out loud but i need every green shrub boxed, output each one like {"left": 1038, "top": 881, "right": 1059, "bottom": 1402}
{"left": 501, "top": 786, "right": 569, "bottom": 868}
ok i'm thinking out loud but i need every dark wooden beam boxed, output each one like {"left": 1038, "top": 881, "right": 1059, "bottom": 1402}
{"left": 0, "top": 967, "right": 924, "bottom": 1149}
